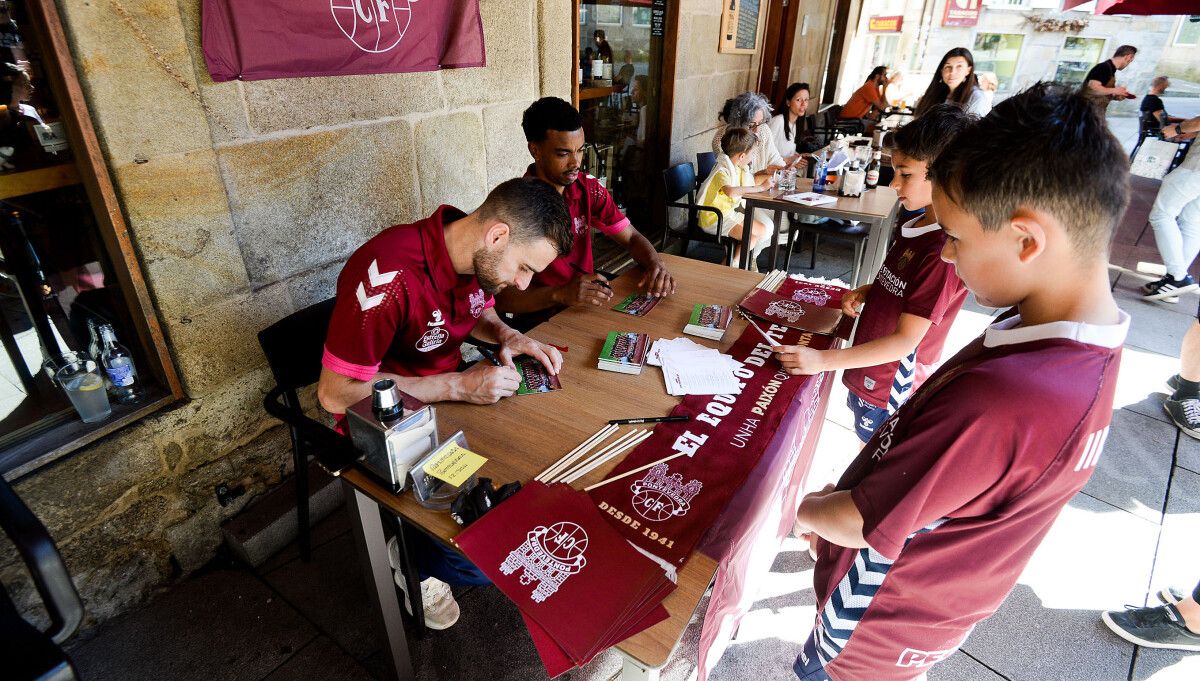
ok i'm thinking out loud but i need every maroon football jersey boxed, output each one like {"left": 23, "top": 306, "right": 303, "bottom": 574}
{"left": 808, "top": 311, "right": 1128, "bottom": 680}
{"left": 843, "top": 218, "right": 967, "bottom": 409}
{"left": 322, "top": 205, "right": 493, "bottom": 382}
{"left": 525, "top": 165, "right": 630, "bottom": 288}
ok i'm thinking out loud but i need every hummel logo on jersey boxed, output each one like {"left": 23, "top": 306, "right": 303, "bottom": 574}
{"left": 356, "top": 259, "right": 400, "bottom": 311}
{"left": 1073, "top": 426, "right": 1110, "bottom": 472}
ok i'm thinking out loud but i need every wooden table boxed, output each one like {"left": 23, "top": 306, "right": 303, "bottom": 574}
{"left": 342, "top": 255, "right": 807, "bottom": 681}
{"left": 740, "top": 182, "right": 899, "bottom": 285}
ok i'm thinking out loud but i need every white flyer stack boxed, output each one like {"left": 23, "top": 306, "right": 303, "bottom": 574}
{"left": 647, "top": 337, "right": 743, "bottom": 396}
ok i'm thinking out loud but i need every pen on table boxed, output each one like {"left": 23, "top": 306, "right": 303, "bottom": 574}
{"left": 477, "top": 346, "right": 502, "bottom": 367}
{"left": 738, "top": 310, "right": 777, "bottom": 347}
{"left": 569, "top": 262, "right": 613, "bottom": 290}
{"left": 608, "top": 415, "right": 691, "bottom": 425}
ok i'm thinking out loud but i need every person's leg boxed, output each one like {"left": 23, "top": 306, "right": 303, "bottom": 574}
{"left": 1177, "top": 194, "right": 1200, "bottom": 277}
{"left": 1165, "top": 318, "right": 1200, "bottom": 437}
{"left": 1149, "top": 169, "right": 1200, "bottom": 280}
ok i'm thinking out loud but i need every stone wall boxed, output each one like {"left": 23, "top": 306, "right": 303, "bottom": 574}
{"left": 668, "top": 0, "right": 757, "bottom": 166}
{"left": 1, "top": 0, "right": 569, "bottom": 629}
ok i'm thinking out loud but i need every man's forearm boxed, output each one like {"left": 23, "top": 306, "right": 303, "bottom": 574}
{"left": 317, "top": 368, "right": 457, "bottom": 414}
{"left": 797, "top": 490, "right": 869, "bottom": 549}
{"left": 627, "top": 231, "right": 664, "bottom": 270}
{"left": 494, "top": 285, "right": 563, "bottom": 314}
{"left": 470, "top": 308, "right": 519, "bottom": 345}
{"left": 1087, "top": 80, "right": 1119, "bottom": 96}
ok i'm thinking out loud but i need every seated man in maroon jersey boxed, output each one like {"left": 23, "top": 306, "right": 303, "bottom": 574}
{"left": 316, "top": 178, "right": 573, "bottom": 630}
{"left": 787, "top": 83, "right": 1131, "bottom": 680}
{"left": 318, "top": 177, "right": 571, "bottom": 413}
{"left": 494, "top": 97, "right": 674, "bottom": 318}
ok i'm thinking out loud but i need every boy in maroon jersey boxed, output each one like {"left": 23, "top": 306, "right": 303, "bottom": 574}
{"left": 773, "top": 104, "right": 972, "bottom": 445}
{"left": 790, "top": 83, "right": 1131, "bottom": 680}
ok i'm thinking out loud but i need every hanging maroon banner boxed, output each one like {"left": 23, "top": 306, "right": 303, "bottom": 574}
{"left": 942, "top": 0, "right": 981, "bottom": 27}
{"left": 590, "top": 279, "right": 845, "bottom": 566}
{"left": 202, "top": 0, "right": 486, "bottom": 82}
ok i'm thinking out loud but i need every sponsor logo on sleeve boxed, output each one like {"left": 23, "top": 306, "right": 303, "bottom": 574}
{"left": 356, "top": 259, "right": 400, "bottom": 312}
{"left": 499, "top": 522, "right": 588, "bottom": 602}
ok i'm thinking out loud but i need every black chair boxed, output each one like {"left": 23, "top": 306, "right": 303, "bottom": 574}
{"left": 1130, "top": 110, "right": 1164, "bottom": 160}
{"left": 696, "top": 151, "right": 717, "bottom": 187}
{"left": 662, "top": 162, "right": 733, "bottom": 265}
{"left": 257, "top": 297, "right": 361, "bottom": 562}
{"left": 1, "top": 475, "right": 83, "bottom": 681}
{"left": 782, "top": 219, "right": 872, "bottom": 287}
{"left": 812, "top": 104, "right": 865, "bottom": 143}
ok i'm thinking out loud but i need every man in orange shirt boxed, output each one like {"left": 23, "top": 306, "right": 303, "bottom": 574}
{"left": 840, "top": 66, "right": 890, "bottom": 121}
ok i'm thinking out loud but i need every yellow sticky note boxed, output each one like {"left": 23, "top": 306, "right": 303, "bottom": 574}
{"left": 423, "top": 442, "right": 487, "bottom": 486}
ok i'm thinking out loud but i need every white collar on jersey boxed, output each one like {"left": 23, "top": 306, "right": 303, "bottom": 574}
{"left": 900, "top": 215, "right": 942, "bottom": 239}
{"left": 983, "top": 310, "right": 1130, "bottom": 349}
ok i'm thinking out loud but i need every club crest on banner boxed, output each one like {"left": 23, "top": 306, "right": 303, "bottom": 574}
{"left": 629, "top": 463, "right": 702, "bottom": 522}
{"left": 330, "top": 0, "right": 413, "bottom": 54}
{"left": 469, "top": 289, "right": 486, "bottom": 318}
{"left": 791, "top": 287, "right": 832, "bottom": 306}
{"left": 764, "top": 299, "right": 806, "bottom": 323}
{"left": 500, "top": 522, "right": 589, "bottom": 602}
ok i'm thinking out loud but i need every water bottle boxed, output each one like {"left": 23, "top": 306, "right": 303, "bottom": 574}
{"left": 812, "top": 151, "right": 827, "bottom": 191}
{"left": 98, "top": 323, "right": 142, "bottom": 403}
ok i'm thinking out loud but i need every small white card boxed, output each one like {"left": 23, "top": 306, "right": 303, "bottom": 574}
{"left": 783, "top": 192, "right": 837, "bottom": 207}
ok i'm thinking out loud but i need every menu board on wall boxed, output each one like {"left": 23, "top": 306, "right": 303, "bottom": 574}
{"left": 719, "top": 0, "right": 763, "bottom": 55}
{"left": 651, "top": 0, "right": 666, "bottom": 38}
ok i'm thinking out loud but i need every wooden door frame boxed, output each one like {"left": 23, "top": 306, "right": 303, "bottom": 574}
{"left": 756, "top": 0, "right": 800, "bottom": 105}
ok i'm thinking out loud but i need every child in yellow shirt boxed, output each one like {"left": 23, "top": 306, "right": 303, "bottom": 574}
{"left": 697, "top": 127, "right": 774, "bottom": 268}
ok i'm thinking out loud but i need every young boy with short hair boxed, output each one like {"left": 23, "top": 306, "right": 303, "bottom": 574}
{"left": 788, "top": 83, "right": 1131, "bottom": 680}
{"left": 697, "top": 126, "right": 774, "bottom": 267}
{"left": 774, "top": 103, "right": 972, "bottom": 444}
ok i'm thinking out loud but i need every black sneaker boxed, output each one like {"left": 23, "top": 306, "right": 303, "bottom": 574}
{"left": 1164, "top": 397, "right": 1200, "bottom": 439}
{"left": 1143, "top": 274, "right": 1198, "bottom": 302}
{"left": 1102, "top": 604, "right": 1200, "bottom": 651}
{"left": 1158, "top": 586, "right": 1186, "bottom": 605}
{"left": 1167, "top": 374, "right": 1181, "bottom": 393}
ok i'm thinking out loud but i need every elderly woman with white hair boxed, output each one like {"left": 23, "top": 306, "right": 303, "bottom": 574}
{"left": 711, "top": 92, "right": 802, "bottom": 179}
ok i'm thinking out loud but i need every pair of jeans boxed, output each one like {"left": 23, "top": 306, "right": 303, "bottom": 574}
{"left": 1149, "top": 168, "right": 1200, "bottom": 280}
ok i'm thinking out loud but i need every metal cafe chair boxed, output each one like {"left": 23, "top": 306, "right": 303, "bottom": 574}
{"left": 0, "top": 475, "right": 83, "bottom": 681}
{"left": 256, "top": 298, "right": 431, "bottom": 634}
{"left": 695, "top": 151, "right": 717, "bottom": 189}
{"left": 257, "top": 297, "right": 356, "bottom": 562}
{"left": 661, "top": 162, "right": 733, "bottom": 266}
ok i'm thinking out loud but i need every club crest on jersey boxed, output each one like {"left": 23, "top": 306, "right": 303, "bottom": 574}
{"left": 897, "top": 248, "right": 916, "bottom": 271}
{"left": 572, "top": 216, "right": 588, "bottom": 236}
{"left": 499, "top": 522, "right": 588, "bottom": 602}
{"left": 791, "top": 287, "right": 832, "bottom": 306}
{"left": 630, "top": 463, "right": 702, "bottom": 522}
{"left": 469, "top": 289, "right": 486, "bottom": 318}
{"left": 764, "top": 299, "right": 806, "bottom": 323}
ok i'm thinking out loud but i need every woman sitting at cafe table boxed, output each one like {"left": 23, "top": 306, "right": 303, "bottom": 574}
{"left": 914, "top": 47, "right": 991, "bottom": 118}
{"left": 769, "top": 82, "right": 821, "bottom": 160}
{"left": 711, "top": 91, "right": 805, "bottom": 179}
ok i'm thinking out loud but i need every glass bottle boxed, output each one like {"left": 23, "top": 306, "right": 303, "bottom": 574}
{"left": 866, "top": 151, "right": 882, "bottom": 189}
{"left": 97, "top": 323, "right": 141, "bottom": 403}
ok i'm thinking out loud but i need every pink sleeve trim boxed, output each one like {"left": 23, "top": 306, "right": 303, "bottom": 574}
{"left": 322, "top": 347, "right": 380, "bottom": 382}
{"left": 599, "top": 217, "right": 632, "bottom": 236}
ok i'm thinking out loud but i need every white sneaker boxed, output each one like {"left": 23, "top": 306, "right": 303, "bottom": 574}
{"left": 386, "top": 536, "right": 461, "bottom": 630}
